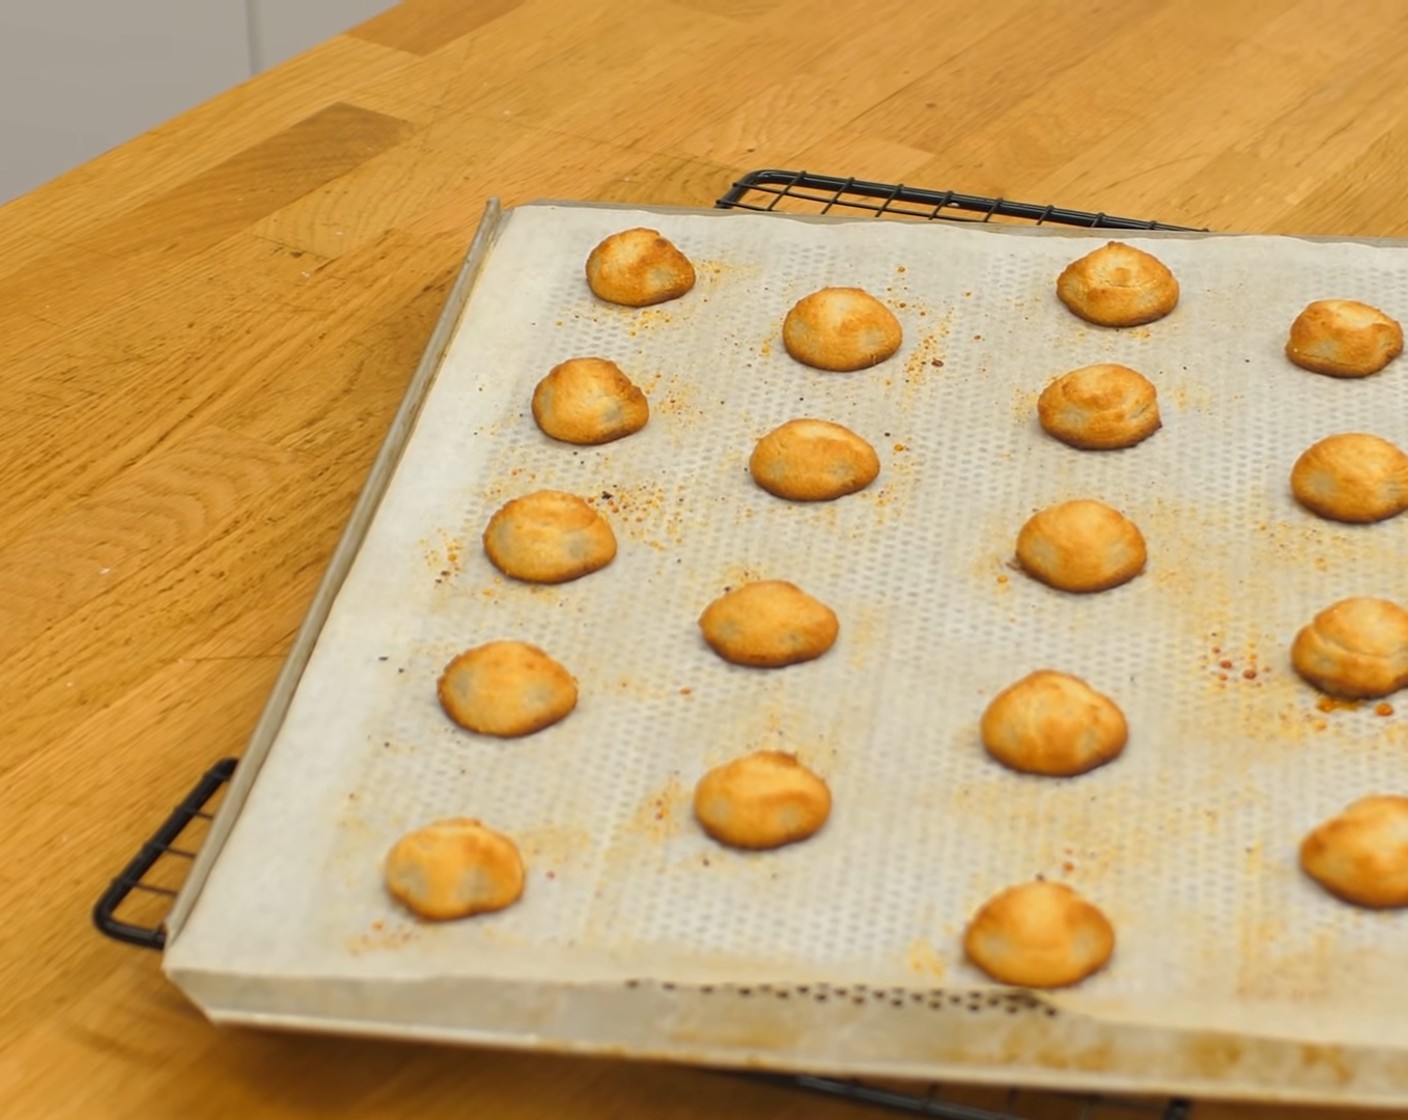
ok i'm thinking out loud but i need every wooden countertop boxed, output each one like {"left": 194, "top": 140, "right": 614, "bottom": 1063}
{"left": 5, "top": 1, "right": 1408, "bottom": 1116}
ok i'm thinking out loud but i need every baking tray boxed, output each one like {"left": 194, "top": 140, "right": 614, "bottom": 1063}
{"left": 96, "top": 176, "right": 1206, "bottom": 1120}
{"left": 91, "top": 169, "right": 1202, "bottom": 953}
{"left": 113, "top": 189, "right": 1408, "bottom": 1107}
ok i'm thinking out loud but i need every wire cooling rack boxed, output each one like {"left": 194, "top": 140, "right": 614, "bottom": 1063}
{"left": 94, "top": 170, "right": 1200, "bottom": 1120}
{"left": 714, "top": 169, "right": 1201, "bottom": 231}
{"left": 93, "top": 757, "right": 236, "bottom": 949}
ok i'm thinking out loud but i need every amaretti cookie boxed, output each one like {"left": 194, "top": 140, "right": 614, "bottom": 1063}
{"left": 749, "top": 418, "right": 880, "bottom": 501}
{"left": 1290, "top": 597, "right": 1408, "bottom": 699}
{"left": 1015, "top": 499, "right": 1147, "bottom": 593}
{"left": 980, "top": 670, "right": 1128, "bottom": 777}
{"left": 1301, "top": 795, "right": 1408, "bottom": 909}
{"left": 532, "top": 357, "right": 649, "bottom": 445}
{"left": 698, "top": 580, "right": 838, "bottom": 668}
{"left": 1056, "top": 241, "right": 1179, "bottom": 327}
{"left": 963, "top": 881, "right": 1115, "bottom": 989}
{"left": 782, "top": 286, "right": 902, "bottom": 371}
{"left": 384, "top": 818, "right": 526, "bottom": 921}
{"left": 585, "top": 227, "right": 695, "bottom": 307}
{"left": 693, "top": 751, "right": 832, "bottom": 850}
{"left": 1290, "top": 432, "right": 1408, "bottom": 523}
{"left": 437, "top": 640, "right": 577, "bottom": 737}
{"left": 1037, "top": 363, "right": 1161, "bottom": 450}
{"left": 482, "top": 489, "right": 617, "bottom": 584}
{"left": 1285, "top": 299, "right": 1403, "bottom": 378}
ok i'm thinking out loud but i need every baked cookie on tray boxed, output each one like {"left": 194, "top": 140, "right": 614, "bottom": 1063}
{"left": 437, "top": 640, "right": 578, "bottom": 737}
{"left": 482, "top": 489, "right": 617, "bottom": 584}
{"left": 1285, "top": 299, "right": 1403, "bottom": 378}
{"left": 1290, "top": 597, "right": 1408, "bottom": 700}
{"left": 693, "top": 750, "right": 832, "bottom": 851}
{"left": 749, "top": 417, "right": 880, "bottom": 501}
{"left": 963, "top": 880, "right": 1116, "bottom": 989}
{"left": 782, "top": 286, "right": 902, "bottom": 371}
{"left": 1056, "top": 241, "right": 1179, "bottom": 327}
{"left": 1015, "top": 499, "right": 1147, "bottom": 593}
{"left": 1290, "top": 432, "right": 1408, "bottom": 523}
{"left": 980, "top": 670, "right": 1128, "bottom": 777}
{"left": 698, "top": 579, "right": 839, "bottom": 668}
{"left": 1037, "top": 363, "right": 1161, "bottom": 450}
{"left": 585, "top": 227, "right": 695, "bottom": 307}
{"left": 1301, "top": 796, "right": 1408, "bottom": 909}
{"left": 532, "top": 357, "right": 650, "bottom": 445}
{"left": 384, "top": 818, "right": 526, "bottom": 921}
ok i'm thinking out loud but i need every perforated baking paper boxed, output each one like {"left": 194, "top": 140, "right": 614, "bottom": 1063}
{"left": 167, "top": 203, "right": 1408, "bottom": 1055}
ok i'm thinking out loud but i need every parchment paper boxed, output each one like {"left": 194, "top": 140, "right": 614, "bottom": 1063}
{"left": 166, "top": 203, "right": 1408, "bottom": 1057}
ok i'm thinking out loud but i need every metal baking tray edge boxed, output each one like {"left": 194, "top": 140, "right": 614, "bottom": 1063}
{"left": 162, "top": 198, "right": 507, "bottom": 939}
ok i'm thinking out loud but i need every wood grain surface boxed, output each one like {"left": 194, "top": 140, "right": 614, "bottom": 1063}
{"left": 5, "top": 0, "right": 1408, "bottom": 1116}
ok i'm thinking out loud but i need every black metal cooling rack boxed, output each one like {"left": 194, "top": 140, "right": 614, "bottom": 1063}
{"left": 93, "top": 170, "right": 1200, "bottom": 1120}
{"left": 92, "top": 756, "right": 236, "bottom": 949}
{"left": 714, "top": 169, "right": 1201, "bottom": 231}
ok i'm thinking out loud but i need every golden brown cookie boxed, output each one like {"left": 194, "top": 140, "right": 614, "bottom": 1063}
{"left": 384, "top": 818, "right": 526, "bottom": 921}
{"left": 782, "top": 286, "right": 902, "bottom": 371}
{"left": 698, "top": 580, "right": 839, "bottom": 668}
{"left": 1056, "top": 241, "right": 1179, "bottom": 327}
{"left": 1037, "top": 363, "right": 1161, "bottom": 450}
{"left": 749, "top": 418, "right": 881, "bottom": 501}
{"left": 1015, "top": 499, "right": 1147, "bottom": 593}
{"left": 531, "top": 357, "right": 650, "bottom": 445}
{"left": 1291, "top": 433, "right": 1408, "bottom": 523}
{"left": 1301, "top": 796, "right": 1408, "bottom": 909}
{"left": 584, "top": 227, "right": 695, "bottom": 307}
{"left": 963, "top": 881, "right": 1115, "bottom": 989}
{"left": 693, "top": 751, "right": 832, "bottom": 850}
{"left": 437, "top": 640, "right": 577, "bottom": 737}
{"left": 1285, "top": 299, "right": 1403, "bottom": 378}
{"left": 482, "top": 489, "right": 617, "bottom": 584}
{"left": 1290, "top": 597, "right": 1408, "bottom": 700}
{"left": 980, "top": 670, "right": 1128, "bottom": 777}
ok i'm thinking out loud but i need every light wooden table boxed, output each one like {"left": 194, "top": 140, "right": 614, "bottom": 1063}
{"left": 4, "top": 1, "right": 1408, "bottom": 1116}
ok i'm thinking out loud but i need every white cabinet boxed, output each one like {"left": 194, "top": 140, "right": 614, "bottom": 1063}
{"left": 0, "top": 0, "right": 392, "bottom": 204}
